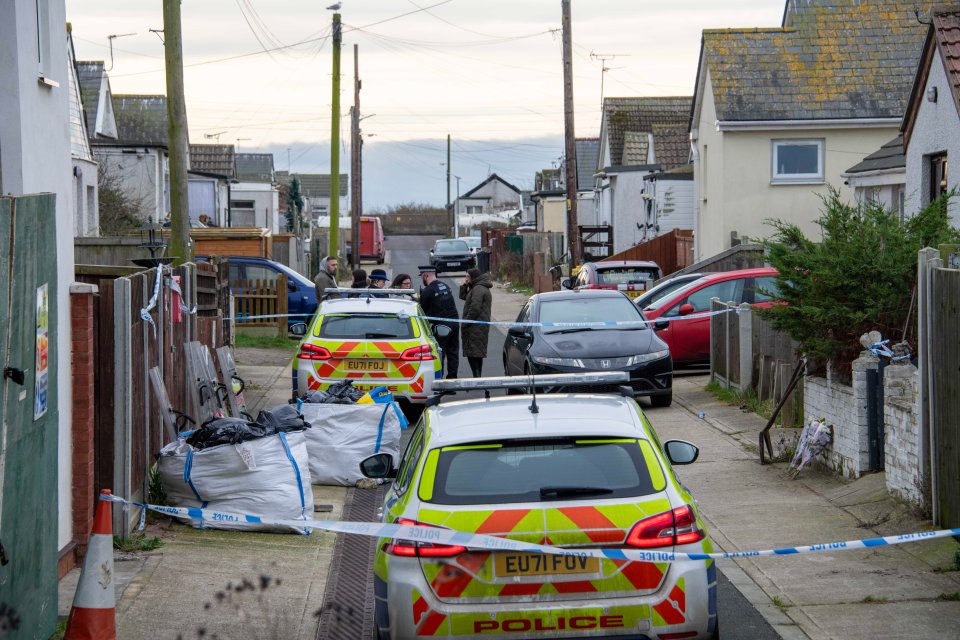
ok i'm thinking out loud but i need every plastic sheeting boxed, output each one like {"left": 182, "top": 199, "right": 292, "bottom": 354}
{"left": 158, "top": 430, "right": 312, "bottom": 533}
{"left": 300, "top": 402, "right": 404, "bottom": 486}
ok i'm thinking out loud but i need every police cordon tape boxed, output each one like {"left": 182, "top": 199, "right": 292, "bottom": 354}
{"left": 102, "top": 494, "right": 960, "bottom": 564}
{"left": 224, "top": 306, "right": 747, "bottom": 327}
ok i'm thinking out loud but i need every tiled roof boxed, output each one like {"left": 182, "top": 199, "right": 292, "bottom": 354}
{"left": 651, "top": 124, "right": 690, "bottom": 169}
{"left": 702, "top": 1, "right": 927, "bottom": 121}
{"left": 75, "top": 61, "right": 104, "bottom": 140}
{"left": 622, "top": 132, "right": 650, "bottom": 165}
{"left": 235, "top": 153, "right": 275, "bottom": 182}
{"left": 844, "top": 136, "right": 905, "bottom": 174}
{"left": 575, "top": 138, "right": 599, "bottom": 191}
{"left": 934, "top": 11, "right": 960, "bottom": 113}
{"left": 112, "top": 95, "right": 168, "bottom": 147}
{"left": 602, "top": 96, "right": 692, "bottom": 169}
{"left": 279, "top": 172, "right": 349, "bottom": 197}
{"left": 190, "top": 144, "right": 235, "bottom": 177}
{"left": 903, "top": 10, "right": 960, "bottom": 147}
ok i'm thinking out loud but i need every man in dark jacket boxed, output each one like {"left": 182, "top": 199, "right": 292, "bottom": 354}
{"left": 367, "top": 268, "right": 389, "bottom": 298}
{"left": 313, "top": 255, "right": 339, "bottom": 300}
{"left": 459, "top": 268, "right": 493, "bottom": 377}
{"left": 418, "top": 265, "right": 460, "bottom": 378}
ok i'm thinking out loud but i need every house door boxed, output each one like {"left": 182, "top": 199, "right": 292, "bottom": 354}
{"left": 0, "top": 194, "right": 60, "bottom": 637}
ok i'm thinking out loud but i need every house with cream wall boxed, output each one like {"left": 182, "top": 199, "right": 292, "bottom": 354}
{"left": 690, "top": 0, "right": 928, "bottom": 261}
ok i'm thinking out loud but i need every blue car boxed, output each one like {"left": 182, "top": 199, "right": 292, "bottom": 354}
{"left": 197, "top": 255, "right": 318, "bottom": 328}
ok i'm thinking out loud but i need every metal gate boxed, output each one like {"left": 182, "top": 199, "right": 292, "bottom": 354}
{"left": 0, "top": 194, "right": 60, "bottom": 637}
{"left": 931, "top": 267, "right": 960, "bottom": 528}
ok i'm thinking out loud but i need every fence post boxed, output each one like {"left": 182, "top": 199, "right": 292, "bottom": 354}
{"left": 919, "top": 248, "right": 943, "bottom": 523}
{"left": 112, "top": 277, "right": 133, "bottom": 539}
{"left": 738, "top": 303, "right": 752, "bottom": 393}
{"left": 277, "top": 274, "right": 289, "bottom": 339}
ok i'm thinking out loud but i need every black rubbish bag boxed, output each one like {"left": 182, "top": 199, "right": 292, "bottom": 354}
{"left": 185, "top": 418, "right": 274, "bottom": 450}
{"left": 302, "top": 380, "right": 364, "bottom": 404}
{"left": 258, "top": 404, "right": 310, "bottom": 432}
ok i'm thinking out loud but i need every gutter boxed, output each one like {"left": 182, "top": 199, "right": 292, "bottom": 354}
{"left": 717, "top": 118, "right": 900, "bottom": 132}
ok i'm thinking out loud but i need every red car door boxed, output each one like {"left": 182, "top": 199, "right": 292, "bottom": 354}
{"left": 656, "top": 278, "right": 745, "bottom": 365}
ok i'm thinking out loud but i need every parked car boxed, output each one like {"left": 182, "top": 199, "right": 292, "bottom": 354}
{"left": 462, "top": 236, "right": 482, "bottom": 255}
{"left": 197, "top": 255, "right": 318, "bottom": 328}
{"left": 568, "top": 260, "right": 663, "bottom": 301}
{"left": 641, "top": 268, "right": 780, "bottom": 366}
{"left": 502, "top": 290, "right": 673, "bottom": 406}
{"left": 429, "top": 238, "right": 475, "bottom": 273}
{"left": 292, "top": 294, "right": 445, "bottom": 413}
{"left": 515, "top": 220, "right": 537, "bottom": 232}
{"left": 360, "top": 373, "right": 716, "bottom": 640}
{"left": 634, "top": 272, "right": 705, "bottom": 310}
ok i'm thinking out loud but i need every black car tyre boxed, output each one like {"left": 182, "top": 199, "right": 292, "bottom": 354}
{"left": 650, "top": 390, "right": 673, "bottom": 408}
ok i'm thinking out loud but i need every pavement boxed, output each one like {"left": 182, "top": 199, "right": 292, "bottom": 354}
{"left": 56, "top": 274, "right": 960, "bottom": 639}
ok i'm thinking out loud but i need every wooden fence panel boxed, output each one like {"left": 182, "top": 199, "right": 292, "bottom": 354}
{"left": 603, "top": 229, "right": 694, "bottom": 276}
{"left": 931, "top": 267, "right": 960, "bottom": 528}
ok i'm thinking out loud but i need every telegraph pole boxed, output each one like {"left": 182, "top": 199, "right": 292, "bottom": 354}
{"left": 350, "top": 44, "right": 361, "bottom": 270}
{"left": 163, "top": 0, "right": 191, "bottom": 262}
{"left": 446, "top": 134, "right": 453, "bottom": 237}
{"left": 561, "top": 0, "right": 581, "bottom": 267}
{"left": 328, "top": 12, "right": 342, "bottom": 263}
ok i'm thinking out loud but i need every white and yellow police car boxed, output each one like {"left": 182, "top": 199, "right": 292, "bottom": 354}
{"left": 360, "top": 372, "right": 718, "bottom": 640}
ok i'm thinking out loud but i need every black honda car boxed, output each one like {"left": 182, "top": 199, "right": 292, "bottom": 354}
{"left": 502, "top": 290, "right": 673, "bottom": 406}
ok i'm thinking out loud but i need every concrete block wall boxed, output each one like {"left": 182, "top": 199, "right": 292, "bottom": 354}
{"left": 883, "top": 363, "right": 924, "bottom": 505}
{"left": 803, "top": 353, "right": 879, "bottom": 478}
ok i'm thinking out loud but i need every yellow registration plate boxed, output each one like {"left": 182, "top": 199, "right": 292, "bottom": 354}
{"left": 343, "top": 359, "right": 389, "bottom": 372}
{"left": 494, "top": 552, "right": 599, "bottom": 577}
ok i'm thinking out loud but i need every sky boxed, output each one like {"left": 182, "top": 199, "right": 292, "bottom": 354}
{"left": 66, "top": 0, "right": 785, "bottom": 208}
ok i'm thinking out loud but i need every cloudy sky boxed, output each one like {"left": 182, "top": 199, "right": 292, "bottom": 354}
{"left": 66, "top": 0, "right": 784, "bottom": 208}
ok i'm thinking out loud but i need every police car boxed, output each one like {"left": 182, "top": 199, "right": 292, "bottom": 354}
{"left": 293, "top": 290, "right": 446, "bottom": 411}
{"left": 360, "top": 372, "right": 718, "bottom": 640}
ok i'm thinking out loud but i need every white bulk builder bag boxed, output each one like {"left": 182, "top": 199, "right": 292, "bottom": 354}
{"left": 158, "top": 416, "right": 313, "bottom": 533}
{"left": 299, "top": 402, "right": 404, "bottom": 486}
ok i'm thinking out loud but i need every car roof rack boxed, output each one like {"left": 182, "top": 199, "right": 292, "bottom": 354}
{"left": 321, "top": 287, "right": 418, "bottom": 301}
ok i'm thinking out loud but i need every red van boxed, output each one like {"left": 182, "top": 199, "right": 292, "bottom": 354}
{"left": 359, "top": 216, "right": 385, "bottom": 264}
{"left": 641, "top": 268, "right": 779, "bottom": 366}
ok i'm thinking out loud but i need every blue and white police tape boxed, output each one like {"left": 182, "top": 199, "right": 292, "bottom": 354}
{"left": 225, "top": 306, "right": 748, "bottom": 327}
{"left": 102, "top": 494, "right": 960, "bottom": 564}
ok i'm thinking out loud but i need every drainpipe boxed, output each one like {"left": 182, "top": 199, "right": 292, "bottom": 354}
{"left": 689, "top": 128, "right": 700, "bottom": 263}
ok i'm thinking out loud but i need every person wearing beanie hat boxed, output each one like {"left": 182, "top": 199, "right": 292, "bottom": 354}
{"left": 459, "top": 268, "right": 493, "bottom": 377}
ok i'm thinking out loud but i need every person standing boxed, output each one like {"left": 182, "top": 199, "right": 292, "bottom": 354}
{"left": 350, "top": 268, "right": 368, "bottom": 288}
{"left": 459, "top": 268, "right": 493, "bottom": 377}
{"left": 367, "top": 268, "right": 389, "bottom": 297}
{"left": 390, "top": 273, "right": 413, "bottom": 289}
{"left": 313, "top": 255, "right": 339, "bottom": 300}
{"left": 418, "top": 265, "right": 460, "bottom": 379}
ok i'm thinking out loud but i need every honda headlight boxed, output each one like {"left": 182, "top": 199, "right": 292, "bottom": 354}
{"left": 626, "top": 350, "right": 670, "bottom": 366}
{"left": 531, "top": 356, "right": 585, "bottom": 367}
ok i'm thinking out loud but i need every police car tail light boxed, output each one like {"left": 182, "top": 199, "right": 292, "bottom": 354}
{"left": 385, "top": 518, "right": 466, "bottom": 557}
{"left": 625, "top": 505, "right": 704, "bottom": 548}
{"left": 400, "top": 345, "right": 435, "bottom": 361}
{"left": 298, "top": 343, "right": 332, "bottom": 360}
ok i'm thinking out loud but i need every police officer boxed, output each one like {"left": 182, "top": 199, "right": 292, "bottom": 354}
{"left": 418, "top": 265, "right": 460, "bottom": 379}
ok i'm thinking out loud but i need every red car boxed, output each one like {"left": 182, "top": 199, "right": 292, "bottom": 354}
{"left": 640, "top": 268, "right": 780, "bottom": 366}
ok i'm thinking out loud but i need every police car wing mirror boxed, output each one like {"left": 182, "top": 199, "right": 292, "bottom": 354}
{"left": 290, "top": 322, "right": 308, "bottom": 336}
{"left": 360, "top": 453, "right": 397, "bottom": 479}
{"left": 664, "top": 440, "right": 699, "bottom": 465}
{"left": 432, "top": 324, "right": 452, "bottom": 339}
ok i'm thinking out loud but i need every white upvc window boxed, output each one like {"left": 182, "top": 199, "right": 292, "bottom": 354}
{"left": 771, "top": 139, "right": 824, "bottom": 184}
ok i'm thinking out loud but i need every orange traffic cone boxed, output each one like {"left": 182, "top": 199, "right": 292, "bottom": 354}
{"left": 64, "top": 490, "right": 117, "bottom": 640}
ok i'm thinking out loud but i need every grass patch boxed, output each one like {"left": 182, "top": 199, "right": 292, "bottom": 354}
{"left": 705, "top": 380, "right": 775, "bottom": 421}
{"left": 933, "top": 551, "right": 960, "bottom": 573}
{"left": 936, "top": 592, "right": 960, "bottom": 601}
{"left": 234, "top": 333, "right": 300, "bottom": 350}
{"left": 861, "top": 595, "right": 888, "bottom": 604}
{"left": 50, "top": 619, "right": 67, "bottom": 640}
{"left": 113, "top": 533, "right": 164, "bottom": 553}
{"left": 770, "top": 595, "right": 791, "bottom": 611}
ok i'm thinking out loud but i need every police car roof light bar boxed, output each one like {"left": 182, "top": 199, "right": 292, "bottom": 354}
{"left": 433, "top": 372, "right": 629, "bottom": 392}
{"left": 321, "top": 287, "right": 418, "bottom": 300}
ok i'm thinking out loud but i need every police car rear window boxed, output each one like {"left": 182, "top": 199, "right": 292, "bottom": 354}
{"left": 427, "top": 438, "right": 660, "bottom": 505}
{"left": 317, "top": 314, "right": 414, "bottom": 339}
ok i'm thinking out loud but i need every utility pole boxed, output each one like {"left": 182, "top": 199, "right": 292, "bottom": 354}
{"left": 446, "top": 134, "right": 453, "bottom": 237}
{"left": 350, "top": 44, "right": 361, "bottom": 270}
{"left": 328, "top": 12, "right": 342, "bottom": 263}
{"left": 454, "top": 175, "right": 461, "bottom": 238}
{"left": 561, "top": 0, "right": 581, "bottom": 267}
{"left": 163, "top": 0, "right": 191, "bottom": 262}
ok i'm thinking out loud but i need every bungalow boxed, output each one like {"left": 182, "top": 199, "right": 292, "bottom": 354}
{"left": 690, "top": 0, "right": 928, "bottom": 260}
{"left": 231, "top": 153, "right": 279, "bottom": 231}
{"left": 188, "top": 143, "right": 235, "bottom": 227}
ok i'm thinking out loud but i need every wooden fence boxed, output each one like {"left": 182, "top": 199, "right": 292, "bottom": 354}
{"left": 928, "top": 264, "right": 959, "bottom": 528}
{"left": 710, "top": 298, "right": 802, "bottom": 426}
{"left": 604, "top": 229, "right": 694, "bottom": 276}
{"left": 232, "top": 275, "right": 289, "bottom": 337}
{"left": 80, "top": 261, "right": 228, "bottom": 536}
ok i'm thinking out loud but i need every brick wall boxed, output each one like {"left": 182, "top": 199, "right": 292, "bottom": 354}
{"left": 803, "top": 353, "right": 878, "bottom": 478}
{"left": 883, "top": 363, "right": 924, "bottom": 505}
{"left": 69, "top": 283, "right": 98, "bottom": 558}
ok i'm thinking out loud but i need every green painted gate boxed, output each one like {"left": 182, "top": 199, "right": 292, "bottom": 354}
{"left": 0, "top": 194, "right": 60, "bottom": 638}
